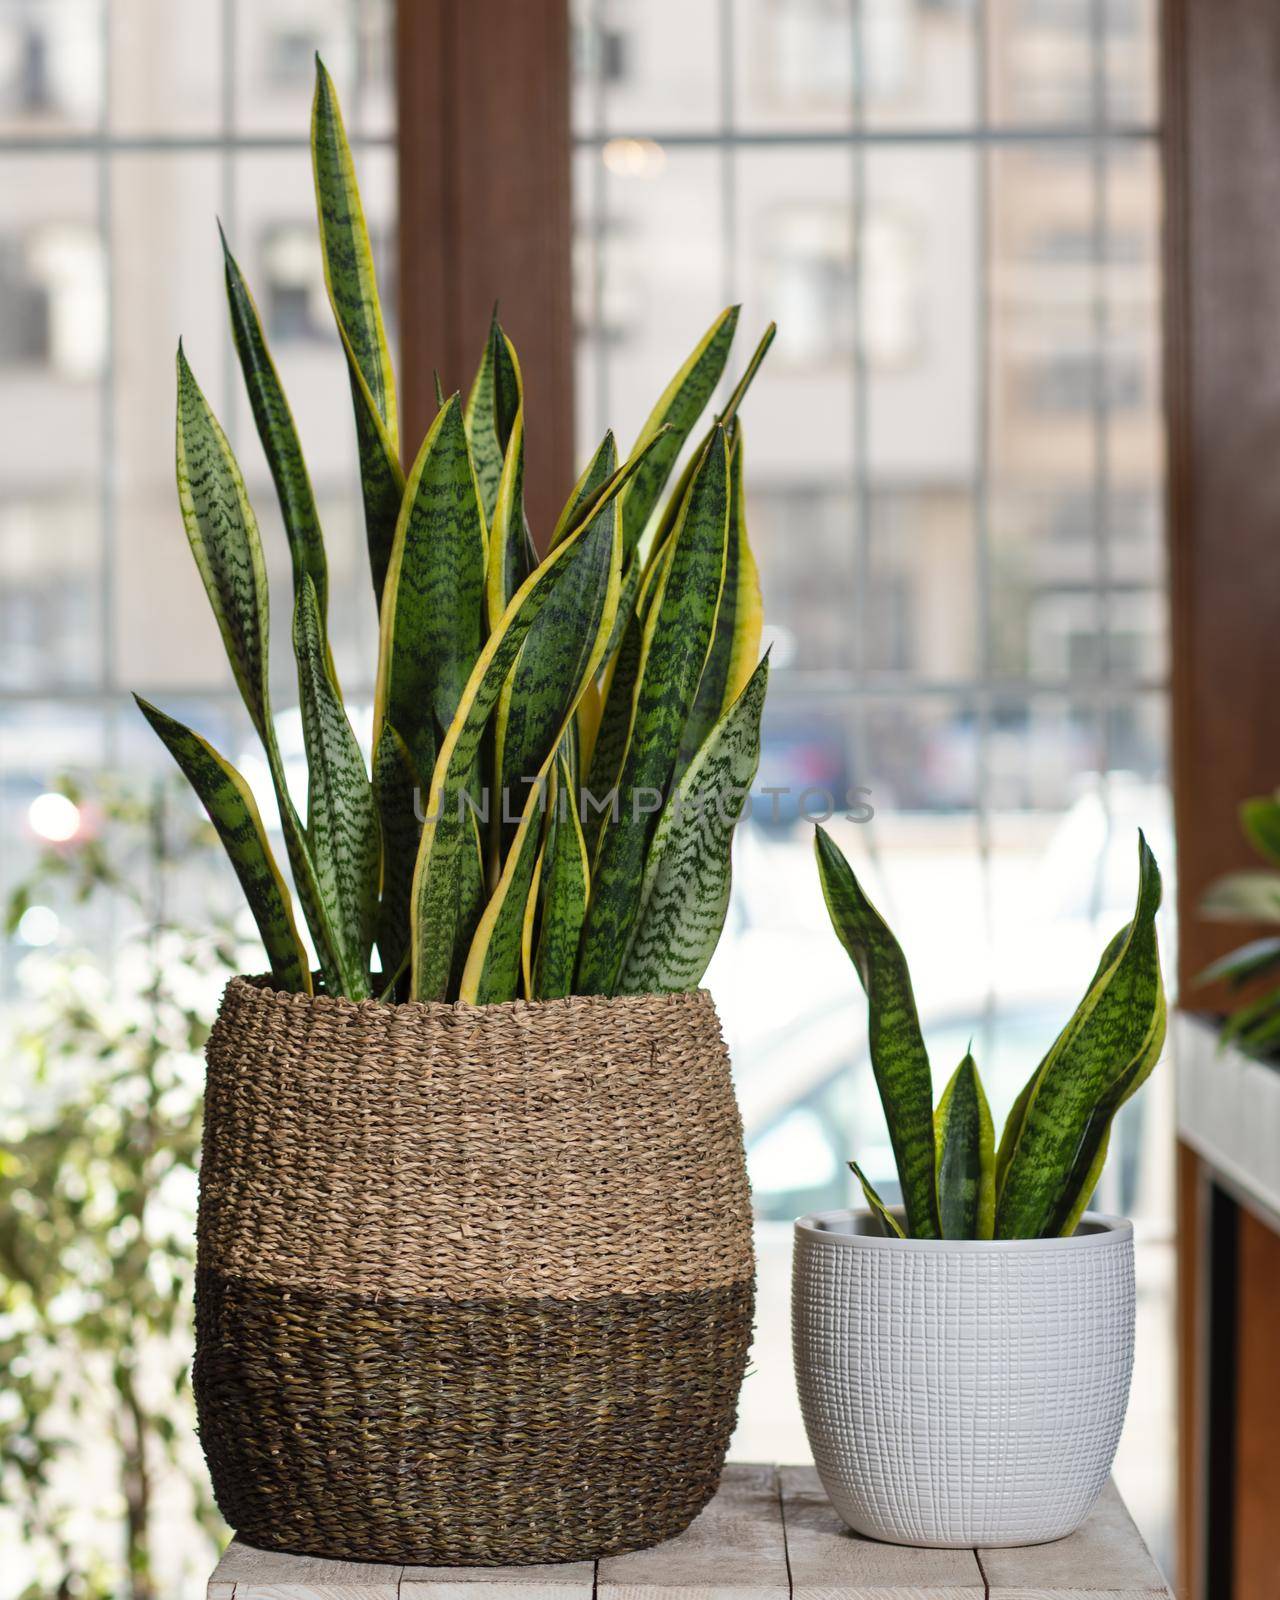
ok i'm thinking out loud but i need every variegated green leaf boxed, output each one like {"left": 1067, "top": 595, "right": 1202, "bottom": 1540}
{"left": 533, "top": 756, "right": 590, "bottom": 1000}
{"left": 814, "top": 826, "right": 941, "bottom": 1240}
{"left": 721, "top": 321, "right": 777, "bottom": 425}
{"left": 374, "top": 394, "right": 486, "bottom": 782}
{"left": 494, "top": 448, "right": 621, "bottom": 859}
{"left": 615, "top": 653, "right": 768, "bottom": 994}
{"left": 596, "top": 549, "right": 643, "bottom": 670}
{"left": 453, "top": 808, "right": 489, "bottom": 999}
{"left": 294, "top": 576, "right": 378, "bottom": 997}
{"left": 996, "top": 833, "right": 1165, "bottom": 1239}
{"left": 311, "top": 54, "right": 403, "bottom": 602}
{"left": 175, "top": 343, "right": 272, "bottom": 738}
{"left": 849, "top": 1160, "right": 905, "bottom": 1239}
{"left": 220, "top": 225, "right": 332, "bottom": 671}
{"left": 459, "top": 781, "right": 548, "bottom": 1004}
{"left": 485, "top": 328, "right": 536, "bottom": 629}
{"left": 311, "top": 55, "right": 396, "bottom": 437}
{"left": 462, "top": 515, "right": 622, "bottom": 1003}
{"left": 349, "top": 396, "right": 405, "bottom": 606}
{"left": 410, "top": 443, "right": 655, "bottom": 1000}
{"left": 934, "top": 1052, "right": 995, "bottom": 1240}
{"left": 134, "top": 696, "right": 310, "bottom": 993}
{"left": 618, "top": 305, "right": 739, "bottom": 558}
{"left": 582, "top": 584, "right": 647, "bottom": 863}
{"left": 1056, "top": 1129, "right": 1111, "bottom": 1239}
{"left": 676, "top": 423, "right": 762, "bottom": 779}
{"left": 174, "top": 347, "right": 345, "bottom": 985}
{"left": 635, "top": 320, "right": 777, "bottom": 580}
{"left": 995, "top": 920, "right": 1129, "bottom": 1197}
{"left": 371, "top": 721, "right": 422, "bottom": 991}
{"left": 550, "top": 430, "right": 618, "bottom": 551}
{"left": 575, "top": 679, "right": 602, "bottom": 784}
{"left": 577, "top": 429, "right": 731, "bottom": 995}
{"left": 463, "top": 312, "right": 504, "bottom": 526}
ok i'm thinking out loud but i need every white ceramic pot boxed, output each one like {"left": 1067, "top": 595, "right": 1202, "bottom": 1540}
{"left": 792, "top": 1208, "right": 1135, "bottom": 1548}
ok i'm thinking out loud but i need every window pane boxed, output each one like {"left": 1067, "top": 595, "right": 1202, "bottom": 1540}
{"left": 0, "top": 156, "right": 103, "bottom": 690}
{"left": 110, "top": 153, "right": 230, "bottom": 694}
{"left": 229, "top": 146, "right": 391, "bottom": 694}
{"left": 732, "top": 0, "right": 855, "bottom": 133}
{"left": 0, "top": 0, "right": 102, "bottom": 134}
{"left": 987, "top": 144, "right": 1099, "bottom": 682}
{"left": 234, "top": 0, "right": 393, "bottom": 138}
{"left": 860, "top": 0, "right": 977, "bottom": 129}
{"left": 734, "top": 148, "right": 856, "bottom": 470}
{"left": 107, "top": 0, "right": 222, "bottom": 134}
{"left": 591, "top": 146, "right": 727, "bottom": 442}
{"left": 986, "top": 0, "right": 1094, "bottom": 128}
{"left": 862, "top": 146, "right": 979, "bottom": 678}
{"left": 1107, "top": 0, "right": 1158, "bottom": 125}
{"left": 598, "top": 0, "right": 722, "bottom": 133}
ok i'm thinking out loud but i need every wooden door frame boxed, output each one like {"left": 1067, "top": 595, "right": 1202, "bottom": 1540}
{"left": 395, "top": 0, "right": 574, "bottom": 545}
{"left": 1165, "top": 0, "right": 1280, "bottom": 1594}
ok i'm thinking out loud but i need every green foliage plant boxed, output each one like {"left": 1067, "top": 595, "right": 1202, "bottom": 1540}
{"left": 137, "top": 59, "right": 773, "bottom": 1005}
{"left": 1, "top": 779, "right": 236, "bottom": 1600}
{"left": 814, "top": 827, "right": 1167, "bottom": 1240}
{"left": 1198, "top": 788, "right": 1280, "bottom": 1057}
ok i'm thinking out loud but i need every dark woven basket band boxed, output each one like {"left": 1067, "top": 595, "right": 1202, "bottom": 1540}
{"left": 196, "top": 1267, "right": 755, "bottom": 1565}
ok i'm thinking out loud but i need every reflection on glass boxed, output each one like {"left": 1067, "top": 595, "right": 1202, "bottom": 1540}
{"left": 987, "top": 0, "right": 1093, "bottom": 127}
{"left": 859, "top": 0, "right": 976, "bottom": 128}
{"left": 0, "top": 0, "right": 101, "bottom": 133}
{"left": 234, "top": 0, "right": 394, "bottom": 137}
{"left": 598, "top": 0, "right": 721, "bottom": 132}
{"left": 735, "top": 0, "right": 855, "bottom": 131}
{"left": 0, "top": 158, "right": 102, "bottom": 689}
{"left": 107, "top": 0, "right": 221, "bottom": 133}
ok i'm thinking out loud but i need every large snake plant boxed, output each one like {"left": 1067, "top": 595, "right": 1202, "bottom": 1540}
{"left": 815, "top": 827, "right": 1167, "bottom": 1239}
{"left": 135, "top": 59, "right": 772, "bottom": 1005}
{"left": 1198, "top": 789, "right": 1280, "bottom": 1057}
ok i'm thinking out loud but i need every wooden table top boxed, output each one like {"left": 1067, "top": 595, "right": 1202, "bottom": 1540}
{"left": 206, "top": 1462, "right": 1172, "bottom": 1600}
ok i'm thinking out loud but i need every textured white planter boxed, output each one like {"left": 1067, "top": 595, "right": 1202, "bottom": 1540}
{"left": 792, "top": 1208, "right": 1135, "bottom": 1548}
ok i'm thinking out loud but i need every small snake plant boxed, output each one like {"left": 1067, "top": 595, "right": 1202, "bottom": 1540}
{"left": 136, "top": 59, "right": 772, "bottom": 1005}
{"left": 1197, "top": 790, "right": 1280, "bottom": 1057}
{"left": 815, "top": 827, "right": 1167, "bottom": 1239}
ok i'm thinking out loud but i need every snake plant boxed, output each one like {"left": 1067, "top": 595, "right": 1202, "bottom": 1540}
{"left": 815, "top": 827, "right": 1167, "bottom": 1239}
{"left": 1198, "top": 790, "right": 1280, "bottom": 1058}
{"left": 136, "top": 58, "right": 772, "bottom": 1005}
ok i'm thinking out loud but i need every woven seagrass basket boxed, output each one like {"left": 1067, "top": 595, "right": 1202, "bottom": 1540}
{"left": 193, "top": 976, "right": 755, "bottom": 1565}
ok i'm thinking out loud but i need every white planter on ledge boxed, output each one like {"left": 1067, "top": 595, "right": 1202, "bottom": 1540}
{"left": 792, "top": 1208, "right": 1135, "bottom": 1549}
{"left": 1175, "top": 1010, "right": 1280, "bottom": 1214}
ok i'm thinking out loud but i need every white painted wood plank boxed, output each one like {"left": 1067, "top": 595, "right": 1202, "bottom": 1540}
{"left": 205, "top": 1467, "right": 1171, "bottom": 1600}
{"left": 206, "top": 1536, "right": 402, "bottom": 1600}
{"left": 979, "top": 1481, "right": 1172, "bottom": 1598}
{"left": 780, "top": 1466, "right": 985, "bottom": 1600}
{"left": 400, "top": 1558, "right": 595, "bottom": 1600}
{"left": 1176, "top": 1011, "right": 1280, "bottom": 1219}
{"left": 596, "top": 1463, "right": 790, "bottom": 1600}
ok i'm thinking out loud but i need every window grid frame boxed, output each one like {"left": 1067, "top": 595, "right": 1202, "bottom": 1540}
{"left": 571, "top": 0, "right": 1165, "bottom": 1048}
